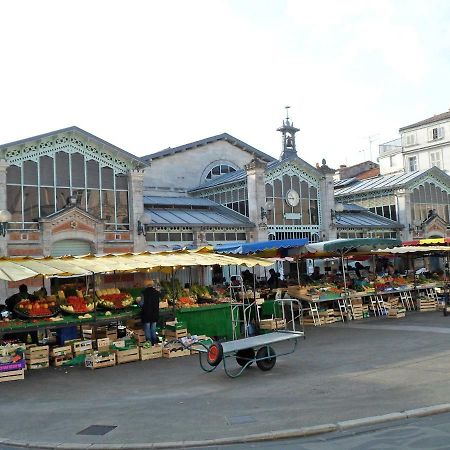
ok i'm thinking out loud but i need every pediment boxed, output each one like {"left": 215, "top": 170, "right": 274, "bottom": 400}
{"left": 423, "top": 214, "right": 448, "bottom": 237}
{"left": 40, "top": 206, "right": 104, "bottom": 228}
{"left": 0, "top": 126, "right": 147, "bottom": 172}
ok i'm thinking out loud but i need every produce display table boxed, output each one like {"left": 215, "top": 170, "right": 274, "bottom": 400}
{"left": 175, "top": 303, "right": 233, "bottom": 340}
{"left": 0, "top": 307, "right": 142, "bottom": 337}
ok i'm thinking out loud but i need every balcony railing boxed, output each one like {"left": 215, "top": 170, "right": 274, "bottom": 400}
{"left": 379, "top": 138, "right": 402, "bottom": 156}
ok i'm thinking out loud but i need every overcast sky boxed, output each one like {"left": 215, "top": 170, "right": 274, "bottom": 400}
{"left": 1, "top": 0, "right": 449, "bottom": 169}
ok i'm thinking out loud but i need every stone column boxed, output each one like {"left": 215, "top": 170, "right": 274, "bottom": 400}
{"left": 395, "top": 189, "right": 409, "bottom": 241}
{"left": 318, "top": 162, "right": 337, "bottom": 241}
{"left": 245, "top": 157, "right": 268, "bottom": 242}
{"left": 0, "top": 160, "right": 9, "bottom": 301}
{"left": 129, "top": 169, "right": 146, "bottom": 252}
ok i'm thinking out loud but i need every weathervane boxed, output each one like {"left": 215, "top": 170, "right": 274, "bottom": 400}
{"left": 285, "top": 105, "right": 290, "bottom": 120}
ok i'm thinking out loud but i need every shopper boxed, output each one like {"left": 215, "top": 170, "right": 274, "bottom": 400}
{"left": 139, "top": 279, "right": 161, "bottom": 345}
{"left": 267, "top": 268, "right": 280, "bottom": 289}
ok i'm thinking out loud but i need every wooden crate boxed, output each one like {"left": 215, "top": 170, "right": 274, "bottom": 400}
{"left": 140, "top": 345, "right": 163, "bottom": 360}
{"left": 163, "top": 345, "right": 190, "bottom": 359}
{"left": 115, "top": 347, "right": 140, "bottom": 364}
{"left": 51, "top": 354, "right": 74, "bottom": 367}
{"left": 0, "top": 368, "right": 25, "bottom": 383}
{"left": 417, "top": 297, "right": 437, "bottom": 311}
{"left": 164, "top": 328, "right": 188, "bottom": 339}
{"left": 96, "top": 338, "right": 110, "bottom": 352}
{"left": 50, "top": 345, "right": 72, "bottom": 358}
{"left": 96, "top": 327, "right": 118, "bottom": 341}
{"left": 259, "top": 318, "right": 286, "bottom": 330}
{"left": 132, "top": 329, "right": 146, "bottom": 345}
{"left": 85, "top": 353, "right": 116, "bottom": 369}
{"left": 72, "top": 340, "right": 93, "bottom": 355}
{"left": 126, "top": 318, "right": 142, "bottom": 329}
{"left": 26, "top": 345, "right": 49, "bottom": 370}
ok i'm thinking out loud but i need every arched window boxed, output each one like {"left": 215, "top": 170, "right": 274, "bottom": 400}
{"left": 205, "top": 164, "right": 236, "bottom": 180}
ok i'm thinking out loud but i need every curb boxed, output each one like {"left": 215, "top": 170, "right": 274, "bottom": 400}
{"left": 3, "top": 403, "right": 450, "bottom": 449}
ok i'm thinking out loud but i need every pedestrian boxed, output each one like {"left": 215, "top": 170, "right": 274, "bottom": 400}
{"left": 267, "top": 268, "right": 280, "bottom": 289}
{"left": 139, "top": 279, "right": 161, "bottom": 345}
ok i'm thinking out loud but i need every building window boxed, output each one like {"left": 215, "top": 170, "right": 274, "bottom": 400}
{"left": 408, "top": 156, "right": 418, "bottom": 172}
{"left": 431, "top": 127, "right": 444, "bottom": 140}
{"left": 6, "top": 151, "right": 130, "bottom": 230}
{"left": 430, "top": 151, "right": 441, "bottom": 169}
{"left": 205, "top": 164, "right": 237, "bottom": 180}
{"left": 389, "top": 155, "right": 394, "bottom": 167}
{"left": 405, "top": 134, "right": 416, "bottom": 146}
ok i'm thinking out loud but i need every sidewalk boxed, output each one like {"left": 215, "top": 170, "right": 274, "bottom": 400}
{"left": 2, "top": 311, "right": 450, "bottom": 449}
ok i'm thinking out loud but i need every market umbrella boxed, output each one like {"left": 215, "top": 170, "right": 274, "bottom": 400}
{"left": 0, "top": 259, "right": 41, "bottom": 282}
{"left": 301, "top": 238, "right": 402, "bottom": 297}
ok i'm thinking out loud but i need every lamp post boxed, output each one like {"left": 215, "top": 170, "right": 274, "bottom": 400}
{"left": 330, "top": 203, "right": 344, "bottom": 225}
{"left": 0, "top": 210, "right": 12, "bottom": 237}
{"left": 137, "top": 213, "right": 151, "bottom": 236}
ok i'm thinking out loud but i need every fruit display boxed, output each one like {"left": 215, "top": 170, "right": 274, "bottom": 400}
{"left": 96, "top": 289, "right": 134, "bottom": 309}
{"left": 14, "top": 298, "right": 59, "bottom": 318}
{"left": 59, "top": 295, "right": 95, "bottom": 314}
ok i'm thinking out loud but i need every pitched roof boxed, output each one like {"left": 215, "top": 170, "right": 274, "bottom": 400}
{"left": 141, "top": 133, "right": 276, "bottom": 163}
{"left": 0, "top": 126, "right": 147, "bottom": 169}
{"left": 144, "top": 201, "right": 254, "bottom": 228}
{"left": 336, "top": 204, "right": 402, "bottom": 229}
{"left": 188, "top": 154, "right": 322, "bottom": 193}
{"left": 334, "top": 167, "right": 450, "bottom": 196}
{"left": 399, "top": 111, "right": 450, "bottom": 132}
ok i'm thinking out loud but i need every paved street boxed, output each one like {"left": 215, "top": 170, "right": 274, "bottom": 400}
{"left": 2, "top": 311, "right": 450, "bottom": 448}
{"left": 191, "top": 412, "right": 450, "bottom": 449}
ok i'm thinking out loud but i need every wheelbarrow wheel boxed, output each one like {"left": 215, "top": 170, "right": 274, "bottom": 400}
{"left": 256, "top": 346, "right": 276, "bottom": 371}
{"left": 207, "top": 342, "right": 223, "bottom": 367}
{"left": 236, "top": 348, "right": 255, "bottom": 367}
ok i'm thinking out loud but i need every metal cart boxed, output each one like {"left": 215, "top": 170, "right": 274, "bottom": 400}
{"left": 195, "top": 299, "right": 305, "bottom": 378}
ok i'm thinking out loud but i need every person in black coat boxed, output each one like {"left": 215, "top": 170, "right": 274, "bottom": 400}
{"left": 139, "top": 279, "right": 161, "bottom": 345}
{"left": 267, "top": 268, "right": 280, "bottom": 289}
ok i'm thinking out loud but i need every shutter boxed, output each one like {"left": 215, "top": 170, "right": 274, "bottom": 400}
{"left": 51, "top": 239, "right": 92, "bottom": 257}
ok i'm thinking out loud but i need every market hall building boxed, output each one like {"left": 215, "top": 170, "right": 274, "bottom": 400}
{"left": 0, "top": 113, "right": 402, "bottom": 297}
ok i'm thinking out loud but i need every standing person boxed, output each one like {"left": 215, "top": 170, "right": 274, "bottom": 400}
{"left": 140, "top": 279, "right": 161, "bottom": 345}
{"left": 267, "top": 268, "right": 280, "bottom": 289}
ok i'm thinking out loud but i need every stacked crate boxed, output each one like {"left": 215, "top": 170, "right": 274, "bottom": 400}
{"left": 351, "top": 298, "right": 364, "bottom": 320}
{"left": 416, "top": 296, "right": 437, "bottom": 312}
{"left": 139, "top": 345, "right": 163, "bottom": 360}
{"left": 164, "top": 321, "right": 188, "bottom": 339}
{"left": 0, "top": 343, "right": 26, "bottom": 383}
{"left": 25, "top": 345, "right": 49, "bottom": 370}
{"left": 387, "top": 298, "right": 406, "bottom": 319}
{"left": 50, "top": 345, "right": 73, "bottom": 367}
{"left": 85, "top": 352, "right": 116, "bottom": 369}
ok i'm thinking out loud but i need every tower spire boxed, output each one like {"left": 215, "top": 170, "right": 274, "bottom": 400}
{"left": 277, "top": 106, "right": 300, "bottom": 160}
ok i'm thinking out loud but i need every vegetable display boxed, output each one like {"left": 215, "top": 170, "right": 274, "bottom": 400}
{"left": 14, "top": 298, "right": 58, "bottom": 318}
{"left": 59, "top": 295, "right": 95, "bottom": 314}
{"left": 96, "top": 289, "right": 134, "bottom": 309}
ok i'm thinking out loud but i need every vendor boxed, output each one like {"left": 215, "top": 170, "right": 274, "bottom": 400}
{"left": 5, "top": 284, "right": 39, "bottom": 344}
{"left": 241, "top": 269, "right": 256, "bottom": 287}
{"left": 5, "top": 284, "right": 37, "bottom": 314}
{"left": 311, "top": 266, "right": 323, "bottom": 281}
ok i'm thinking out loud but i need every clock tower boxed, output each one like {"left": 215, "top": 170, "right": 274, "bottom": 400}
{"left": 277, "top": 106, "right": 300, "bottom": 160}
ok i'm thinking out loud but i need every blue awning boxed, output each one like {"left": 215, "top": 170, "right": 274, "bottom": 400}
{"left": 214, "top": 238, "right": 309, "bottom": 255}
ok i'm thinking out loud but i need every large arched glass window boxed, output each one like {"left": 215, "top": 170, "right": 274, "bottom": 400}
{"left": 410, "top": 183, "right": 450, "bottom": 223}
{"left": 6, "top": 151, "right": 130, "bottom": 230}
